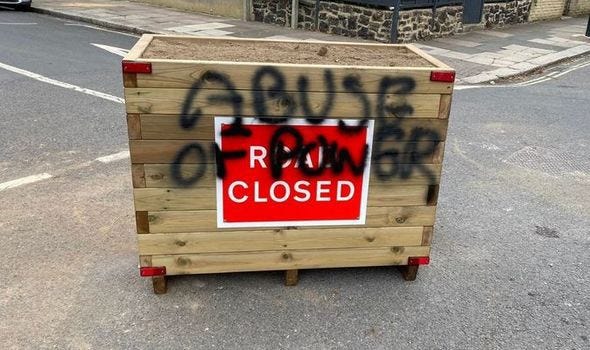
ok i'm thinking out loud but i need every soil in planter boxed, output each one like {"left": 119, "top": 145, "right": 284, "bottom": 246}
{"left": 142, "top": 38, "right": 434, "bottom": 67}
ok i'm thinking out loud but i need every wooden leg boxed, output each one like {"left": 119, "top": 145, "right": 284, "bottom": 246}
{"left": 284, "top": 269, "right": 299, "bottom": 286}
{"left": 399, "top": 265, "right": 419, "bottom": 281}
{"left": 152, "top": 276, "right": 168, "bottom": 294}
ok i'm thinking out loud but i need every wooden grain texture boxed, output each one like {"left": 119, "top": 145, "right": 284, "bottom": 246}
{"left": 285, "top": 270, "right": 299, "bottom": 286}
{"left": 135, "top": 61, "right": 453, "bottom": 94}
{"left": 139, "top": 255, "right": 152, "bottom": 267}
{"left": 123, "top": 34, "right": 154, "bottom": 61}
{"left": 129, "top": 140, "right": 442, "bottom": 164}
{"left": 131, "top": 164, "right": 146, "bottom": 188}
{"left": 427, "top": 185, "right": 440, "bottom": 206}
{"left": 124, "top": 88, "right": 441, "bottom": 118}
{"left": 123, "top": 73, "right": 137, "bottom": 89}
{"left": 138, "top": 226, "right": 424, "bottom": 255}
{"left": 151, "top": 246, "right": 430, "bottom": 275}
{"left": 422, "top": 226, "right": 434, "bottom": 246}
{"left": 438, "top": 94, "right": 452, "bottom": 119}
{"left": 133, "top": 185, "right": 429, "bottom": 211}
{"left": 152, "top": 276, "right": 167, "bottom": 294}
{"left": 126, "top": 113, "right": 142, "bottom": 140}
{"left": 135, "top": 211, "right": 149, "bottom": 234}
{"left": 138, "top": 115, "right": 448, "bottom": 140}
{"left": 400, "top": 265, "right": 419, "bottom": 281}
{"left": 144, "top": 206, "right": 435, "bottom": 233}
{"left": 142, "top": 163, "right": 441, "bottom": 188}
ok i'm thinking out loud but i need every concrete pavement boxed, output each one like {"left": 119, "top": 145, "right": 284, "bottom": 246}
{"left": 31, "top": 0, "right": 590, "bottom": 84}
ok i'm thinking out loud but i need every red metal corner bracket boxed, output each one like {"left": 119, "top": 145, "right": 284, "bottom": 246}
{"left": 408, "top": 256, "right": 430, "bottom": 266}
{"left": 140, "top": 266, "right": 166, "bottom": 277}
{"left": 122, "top": 61, "right": 152, "bottom": 74}
{"left": 430, "top": 71, "right": 455, "bottom": 83}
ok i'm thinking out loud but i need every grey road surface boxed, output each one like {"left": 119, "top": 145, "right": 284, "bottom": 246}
{"left": 1, "top": 9, "right": 589, "bottom": 350}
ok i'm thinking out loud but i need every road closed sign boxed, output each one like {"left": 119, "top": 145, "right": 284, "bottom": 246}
{"left": 215, "top": 117, "right": 374, "bottom": 228}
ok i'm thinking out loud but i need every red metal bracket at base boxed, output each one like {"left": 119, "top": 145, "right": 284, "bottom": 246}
{"left": 408, "top": 256, "right": 430, "bottom": 266}
{"left": 140, "top": 266, "right": 166, "bottom": 277}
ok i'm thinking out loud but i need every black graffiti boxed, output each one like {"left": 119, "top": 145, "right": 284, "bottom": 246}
{"left": 171, "top": 143, "right": 207, "bottom": 187}
{"left": 170, "top": 66, "right": 442, "bottom": 187}
{"left": 268, "top": 127, "right": 369, "bottom": 180}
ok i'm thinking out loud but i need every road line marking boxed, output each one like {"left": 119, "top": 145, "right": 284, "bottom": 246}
{"left": 91, "top": 43, "right": 129, "bottom": 57}
{"left": 0, "top": 173, "right": 52, "bottom": 192}
{"left": 0, "top": 22, "right": 37, "bottom": 25}
{"left": 64, "top": 23, "right": 140, "bottom": 37}
{"left": 95, "top": 150, "right": 130, "bottom": 163}
{"left": 0, "top": 61, "right": 123, "bottom": 104}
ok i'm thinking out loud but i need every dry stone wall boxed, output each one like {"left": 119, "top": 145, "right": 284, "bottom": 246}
{"left": 251, "top": 0, "right": 532, "bottom": 43}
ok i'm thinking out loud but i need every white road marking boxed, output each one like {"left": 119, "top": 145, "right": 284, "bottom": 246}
{"left": 91, "top": 43, "right": 129, "bottom": 57}
{"left": 0, "top": 173, "right": 52, "bottom": 192}
{"left": 0, "top": 61, "right": 123, "bottom": 104}
{"left": 456, "top": 58, "right": 590, "bottom": 90}
{"left": 95, "top": 150, "right": 130, "bottom": 163}
{"left": 0, "top": 22, "right": 37, "bottom": 25}
{"left": 64, "top": 23, "right": 139, "bottom": 37}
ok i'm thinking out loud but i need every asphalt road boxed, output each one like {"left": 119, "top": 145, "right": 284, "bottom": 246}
{"left": 1, "top": 9, "right": 589, "bottom": 350}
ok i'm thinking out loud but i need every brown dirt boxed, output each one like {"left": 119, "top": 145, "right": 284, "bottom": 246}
{"left": 142, "top": 38, "right": 434, "bottom": 67}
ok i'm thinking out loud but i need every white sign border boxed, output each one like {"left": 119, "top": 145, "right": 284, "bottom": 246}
{"left": 215, "top": 117, "right": 374, "bottom": 229}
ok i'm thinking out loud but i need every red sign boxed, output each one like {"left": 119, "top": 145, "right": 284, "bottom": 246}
{"left": 215, "top": 117, "right": 374, "bottom": 228}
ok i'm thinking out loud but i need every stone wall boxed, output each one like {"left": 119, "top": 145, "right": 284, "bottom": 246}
{"left": 298, "top": 1, "right": 394, "bottom": 42}
{"left": 565, "top": 0, "right": 590, "bottom": 15}
{"left": 529, "top": 0, "right": 566, "bottom": 21}
{"left": 252, "top": 0, "right": 292, "bottom": 27}
{"left": 483, "top": 0, "right": 532, "bottom": 27}
{"left": 251, "top": 0, "right": 532, "bottom": 43}
{"left": 396, "top": 6, "right": 463, "bottom": 43}
{"left": 133, "top": 0, "right": 243, "bottom": 19}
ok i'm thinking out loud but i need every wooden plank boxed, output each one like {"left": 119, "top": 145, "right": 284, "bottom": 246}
{"left": 138, "top": 226, "right": 424, "bottom": 255}
{"left": 133, "top": 185, "right": 428, "bottom": 211}
{"left": 139, "top": 115, "right": 448, "bottom": 141}
{"left": 126, "top": 113, "right": 142, "bottom": 140}
{"left": 142, "top": 163, "right": 441, "bottom": 188}
{"left": 438, "top": 94, "right": 452, "bottom": 119}
{"left": 427, "top": 185, "right": 439, "bottom": 206}
{"left": 123, "top": 34, "right": 154, "bottom": 61}
{"left": 135, "top": 211, "right": 149, "bottom": 234}
{"left": 151, "top": 246, "right": 430, "bottom": 275}
{"left": 145, "top": 206, "right": 435, "bottom": 233}
{"left": 422, "top": 226, "right": 433, "bottom": 246}
{"left": 129, "top": 140, "right": 442, "bottom": 164}
{"left": 124, "top": 88, "right": 441, "bottom": 118}
{"left": 123, "top": 73, "right": 137, "bottom": 89}
{"left": 152, "top": 276, "right": 167, "bottom": 294}
{"left": 284, "top": 270, "right": 299, "bottom": 286}
{"left": 139, "top": 255, "right": 152, "bottom": 267}
{"left": 135, "top": 61, "right": 452, "bottom": 94}
{"left": 131, "top": 164, "right": 146, "bottom": 188}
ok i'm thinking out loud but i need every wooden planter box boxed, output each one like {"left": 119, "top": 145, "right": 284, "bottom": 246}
{"left": 122, "top": 35, "right": 455, "bottom": 294}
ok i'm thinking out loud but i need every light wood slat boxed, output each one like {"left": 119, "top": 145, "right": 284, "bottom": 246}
{"left": 146, "top": 206, "right": 435, "bottom": 233}
{"left": 129, "top": 140, "right": 442, "bottom": 164}
{"left": 123, "top": 34, "right": 153, "bottom": 61}
{"left": 135, "top": 61, "right": 453, "bottom": 94}
{"left": 151, "top": 246, "right": 430, "bottom": 275}
{"left": 142, "top": 163, "right": 441, "bottom": 188}
{"left": 139, "top": 115, "right": 448, "bottom": 140}
{"left": 124, "top": 88, "right": 441, "bottom": 118}
{"left": 138, "top": 226, "right": 424, "bottom": 254}
{"left": 133, "top": 185, "right": 428, "bottom": 211}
